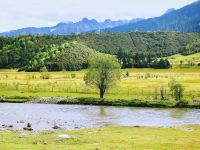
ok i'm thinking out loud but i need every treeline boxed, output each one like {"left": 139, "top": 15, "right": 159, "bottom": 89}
{"left": 117, "top": 51, "right": 171, "bottom": 69}
{"left": 0, "top": 32, "right": 199, "bottom": 71}
{"left": 180, "top": 39, "right": 200, "bottom": 55}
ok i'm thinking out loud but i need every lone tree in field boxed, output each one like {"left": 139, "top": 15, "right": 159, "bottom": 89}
{"left": 84, "top": 54, "right": 121, "bottom": 99}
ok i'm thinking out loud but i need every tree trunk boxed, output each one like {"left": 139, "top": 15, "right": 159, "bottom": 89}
{"left": 100, "top": 88, "right": 104, "bottom": 99}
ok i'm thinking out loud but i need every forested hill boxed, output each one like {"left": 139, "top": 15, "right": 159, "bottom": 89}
{"left": 77, "top": 32, "right": 200, "bottom": 56}
{"left": 109, "top": 1, "right": 200, "bottom": 32}
{"left": 0, "top": 35, "right": 96, "bottom": 71}
{"left": 0, "top": 32, "right": 200, "bottom": 71}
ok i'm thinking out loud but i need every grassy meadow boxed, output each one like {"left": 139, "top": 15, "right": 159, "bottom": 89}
{"left": 1, "top": 125, "right": 200, "bottom": 150}
{"left": 166, "top": 52, "right": 200, "bottom": 68}
{"left": 0, "top": 67, "right": 200, "bottom": 102}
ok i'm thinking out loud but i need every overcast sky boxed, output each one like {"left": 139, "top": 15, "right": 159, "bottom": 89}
{"left": 0, "top": 0, "right": 197, "bottom": 32}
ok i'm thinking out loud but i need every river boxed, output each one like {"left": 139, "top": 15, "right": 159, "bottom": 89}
{"left": 0, "top": 103, "right": 200, "bottom": 130}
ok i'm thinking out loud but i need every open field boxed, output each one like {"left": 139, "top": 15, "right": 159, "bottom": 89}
{"left": 0, "top": 68, "right": 200, "bottom": 102}
{"left": 0, "top": 125, "right": 200, "bottom": 150}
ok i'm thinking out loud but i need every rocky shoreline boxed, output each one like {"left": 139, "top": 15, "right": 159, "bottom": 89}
{"left": 26, "top": 96, "right": 79, "bottom": 104}
{"left": 1, "top": 96, "right": 200, "bottom": 109}
{"left": 27, "top": 97, "right": 68, "bottom": 104}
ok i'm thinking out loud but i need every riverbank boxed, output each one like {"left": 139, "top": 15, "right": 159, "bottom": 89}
{"left": 1, "top": 96, "right": 200, "bottom": 109}
{"left": 0, "top": 125, "right": 200, "bottom": 150}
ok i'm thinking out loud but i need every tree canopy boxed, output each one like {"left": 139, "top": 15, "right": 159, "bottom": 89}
{"left": 84, "top": 54, "right": 121, "bottom": 98}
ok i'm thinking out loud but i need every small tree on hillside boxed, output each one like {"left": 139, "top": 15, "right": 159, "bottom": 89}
{"left": 84, "top": 54, "right": 121, "bottom": 99}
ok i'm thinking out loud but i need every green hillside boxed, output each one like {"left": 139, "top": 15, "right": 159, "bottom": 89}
{"left": 0, "top": 32, "right": 200, "bottom": 71}
{"left": 166, "top": 52, "right": 200, "bottom": 68}
{"left": 78, "top": 32, "right": 200, "bottom": 56}
{"left": 0, "top": 35, "right": 96, "bottom": 71}
{"left": 45, "top": 42, "right": 96, "bottom": 71}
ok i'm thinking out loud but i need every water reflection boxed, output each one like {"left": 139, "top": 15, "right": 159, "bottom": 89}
{"left": 169, "top": 108, "right": 187, "bottom": 119}
{"left": 98, "top": 106, "right": 107, "bottom": 117}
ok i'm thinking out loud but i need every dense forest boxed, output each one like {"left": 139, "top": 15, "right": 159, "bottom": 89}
{"left": 77, "top": 32, "right": 200, "bottom": 56}
{"left": 0, "top": 32, "right": 200, "bottom": 71}
{"left": 0, "top": 35, "right": 95, "bottom": 71}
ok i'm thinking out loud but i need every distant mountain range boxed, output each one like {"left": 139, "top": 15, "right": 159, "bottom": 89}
{"left": 164, "top": 8, "right": 175, "bottom": 15}
{"left": 1, "top": 0, "right": 200, "bottom": 36}
{"left": 109, "top": 1, "right": 200, "bottom": 32}
{"left": 0, "top": 18, "right": 143, "bottom": 36}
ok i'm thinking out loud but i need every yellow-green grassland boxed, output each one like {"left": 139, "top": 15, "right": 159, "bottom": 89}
{"left": 1, "top": 125, "right": 200, "bottom": 150}
{"left": 0, "top": 67, "right": 200, "bottom": 102}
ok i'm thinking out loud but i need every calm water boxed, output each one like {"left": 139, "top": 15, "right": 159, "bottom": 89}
{"left": 0, "top": 103, "right": 200, "bottom": 130}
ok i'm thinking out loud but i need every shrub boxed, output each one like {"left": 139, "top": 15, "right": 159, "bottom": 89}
{"left": 172, "top": 84, "right": 184, "bottom": 101}
{"left": 169, "top": 79, "right": 184, "bottom": 101}
{"left": 41, "top": 74, "right": 51, "bottom": 79}
{"left": 71, "top": 73, "right": 76, "bottom": 79}
{"left": 160, "top": 87, "right": 165, "bottom": 100}
{"left": 176, "top": 100, "right": 189, "bottom": 107}
{"left": 126, "top": 71, "right": 130, "bottom": 77}
{"left": 39, "top": 66, "right": 48, "bottom": 72}
{"left": 0, "top": 96, "right": 5, "bottom": 102}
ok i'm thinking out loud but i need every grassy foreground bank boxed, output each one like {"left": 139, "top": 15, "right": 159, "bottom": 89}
{"left": 1, "top": 126, "right": 200, "bottom": 150}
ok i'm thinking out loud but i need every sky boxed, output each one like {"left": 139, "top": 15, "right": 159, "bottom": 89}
{"left": 0, "top": 0, "right": 197, "bottom": 32}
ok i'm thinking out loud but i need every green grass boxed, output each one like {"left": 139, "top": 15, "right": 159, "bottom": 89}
{"left": 0, "top": 68, "right": 200, "bottom": 102}
{"left": 165, "top": 52, "right": 200, "bottom": 68}
{"left": 0, "top": 126, "right": 200, "bottom": 150}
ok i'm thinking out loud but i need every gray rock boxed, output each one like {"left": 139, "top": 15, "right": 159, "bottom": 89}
{"left": 17, "top": 120, "right": 25, "bottom": 123}
{"left": 23, "top": 123, "right": 33, "bottom": 131}
{"left": 58, "top": 134, "right": 73, "bottom": 139}
{"left": 23, "top": 127, "right": 33, "bottom": 131}
{"left": 52, "top": 125, "right": 60, "bottom": 130}
{"left": 27, "top": 123, "right": 31, "bottom": 128}
{"left": 19, "top": 133, "right": 28, "bottom": 138}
